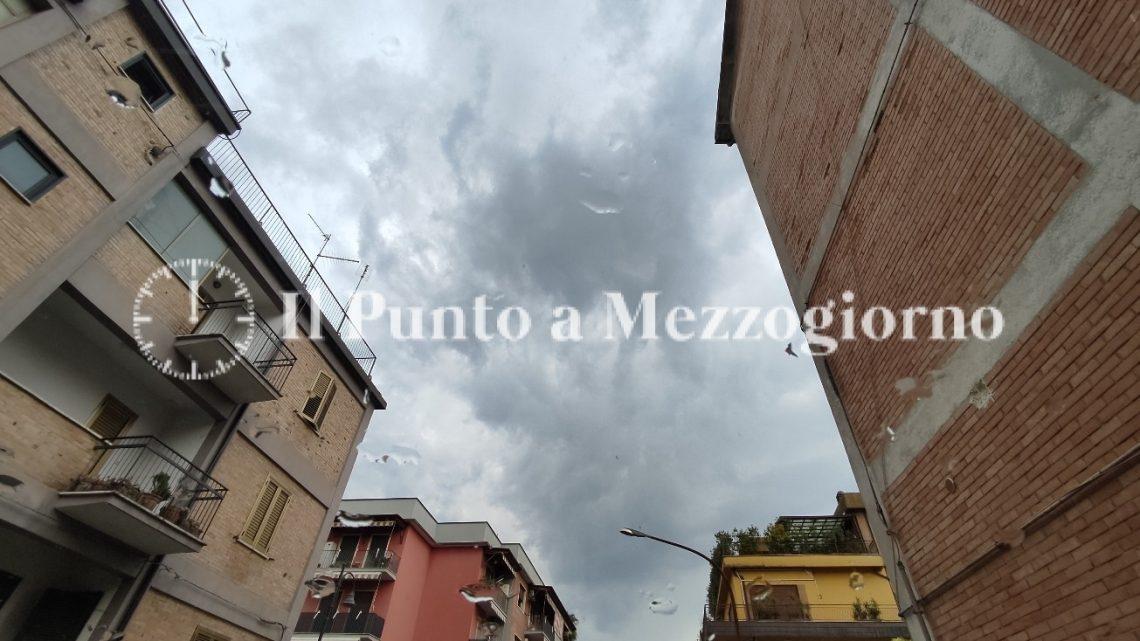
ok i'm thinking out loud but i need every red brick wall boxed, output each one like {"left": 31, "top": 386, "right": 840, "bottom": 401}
{"left": 810, "top": 29, "right": 1085, "bottom": 460}
{"left": 922, "top": 460, "right": 1140, "bottom": 641}
{"left": 972, "top": 0, "right": 1140, "bottom": 100}
{"left": 730, "top": 0, "right": 895, "bottom": 275}
{"left": 886, "top": 209, "right": 1140, "bottom": 596}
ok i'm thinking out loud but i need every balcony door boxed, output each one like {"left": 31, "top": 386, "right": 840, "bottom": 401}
{"left": 336, "top": 535, "right": 359, "bottom": 567}
{"left": 343, "top": 590, "right": 374, "bottom": 633}
{"left": 365, "top": 533, "right": 389, "bottom": 566}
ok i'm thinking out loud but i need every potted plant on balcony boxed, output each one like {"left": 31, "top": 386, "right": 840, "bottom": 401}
{"left": 138, "top": 472, "right": 172, "bottom": 510}
{"left": 853, "top": 598, "right": 882, "bottom": 621}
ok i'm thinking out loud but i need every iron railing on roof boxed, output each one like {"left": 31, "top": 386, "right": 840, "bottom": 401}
{"left": 205, "top": 138, "right": 377, "bottom": 376}
{"left": 154, "top": 0, "right": 252, "bottom": 123}
{"left": 156, "top": 0, "right": 376, "bottom": 377}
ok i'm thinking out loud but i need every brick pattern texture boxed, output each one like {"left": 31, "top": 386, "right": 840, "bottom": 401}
{"left": 125, "top": 590, "right": 270, "bottom": 641}
{"left": 731, "top": 0, "right": 894, "bottom": 275}
{"left": 0, "top": 376, "right": 102, "bottom": 490}
{"left": 0, "top": 90, "right": 111, "bottom": 301}
{"left": 95, "top": 226, "right": 197, "bottom": 335}
{"left": 922, "top": 461, "right": 1140, "bottom": 641}
{"left": 973, "top": 0, "right": 1140, "bottom": 101}
{"left": 886, "top": 209, "right": 1140, "bottom": 596}
{"left": 27, "top": 10, "right": 204, "bottom": 182}
{"left": 810, "top": 29, "right": 1085, "bottom": 460}
{"left": 238, "top": 337, "right": 367, "bottom": 486}
{"left": 190, "top": 436, "right": 327, "bottom": 614}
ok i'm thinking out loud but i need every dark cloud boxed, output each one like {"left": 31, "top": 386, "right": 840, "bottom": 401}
{"left": 176, "top": 0, "right": 855, "bottom": 638}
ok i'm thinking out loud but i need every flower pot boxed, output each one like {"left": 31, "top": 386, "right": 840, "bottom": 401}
{"left": 160, "top": 505, "right": 188, "bottom": 524}
{"left": 137, "top": 493, "right": 162, "bottom": 510}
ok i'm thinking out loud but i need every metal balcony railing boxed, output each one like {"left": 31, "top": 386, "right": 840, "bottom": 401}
{"left": 717, "top": 602, "right": 902, "bottom": 622}
{"left": 154, "top": 0, "right": 251, "bottom": 123}
{"left": 295, "top": 612, "right": 384, "bottom": 638}
{"left": 193, "top": 299, "right": 296, "bottom": 392}
{"left": 205, "top": 138, "right": 378, "bottom": 377}
{"left": 527, "top": 615, "right": 557, "bottom": 639}
{"left": 317, "top": 547, "right": 401, "bottom": 574}
{"left": 70, "top": 436, "right": 227, "bottom": 538}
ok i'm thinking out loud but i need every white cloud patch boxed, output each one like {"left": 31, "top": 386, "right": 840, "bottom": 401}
{"left": 172, "top": 0, "right": 855, "bottom": 638}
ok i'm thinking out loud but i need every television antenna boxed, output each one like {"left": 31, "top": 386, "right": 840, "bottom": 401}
{"left": 302, "top": 213, "right": 369, "bottom": 294}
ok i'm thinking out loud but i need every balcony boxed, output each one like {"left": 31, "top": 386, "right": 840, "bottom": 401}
{"left": 294, "top": 612, "right": 383, "bottom": 640}
{"left": 705, "top": 602, "right": 909, "bottom": 640}
{"left": 474, "top": 591, "right": 509, "bottom": 624}
{"left": 174, "top": 300, "right": 296, "bottom": 402}
{"left": 316, "top": 547, "right": 400, "bottom": 582}
{"left": 525, "top": 615, "right": 557, "bottom": 641}
{"left": 56, "top": 437, "right": 226, "bottom": 554}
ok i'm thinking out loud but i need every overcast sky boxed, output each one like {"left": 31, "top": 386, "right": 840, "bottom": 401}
{"left": 174, "top": 1, "right": 855, "bottom": 638}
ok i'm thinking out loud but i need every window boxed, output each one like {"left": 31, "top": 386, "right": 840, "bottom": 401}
{"left": 239, "top": 476, "right": 290, "bottom": 555}
{"left": 0, "top": 0, "right": 38, "bottom": 27}
{"left": 190, "top": 626, "right": 231, "bottom": 641}
{"left": 0, "top": 129, "right": 63, "bottom": 202}
{"left": 131, "top": 181, "right": 227, "bottom": 283}
{"left": 298, "top": 371, "right": 337, "bottom": 428}
{"left": 517, "top": 586, "right": 526, "bottom": 608}
{"left": 120, "top": 53, "right": 174, "bottom": 110}
{"left": 86, "top": 394, "right": 136, "bottom": 439}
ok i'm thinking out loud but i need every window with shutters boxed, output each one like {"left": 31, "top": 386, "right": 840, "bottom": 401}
{"left": 86, "top": 395, "right": 137, "bottom": 440}
{"left": 239, "top": 476, "right": 290, "bottom": 555}
{"left": 298, "top": 371, "right": 337, "bottom": 429}
{"left": 190, "top": 626, "right": 231, "bottom": 641}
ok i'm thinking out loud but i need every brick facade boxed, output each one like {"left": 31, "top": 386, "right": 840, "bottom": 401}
{"left": 809, "top": 28, "right": 1085, "bottom": 460}
{"left": 27, "top": 10, "right": 204, "bottom": 181}
{"left": 125, "top": 591, "right": 269, "bottom": 641}
{"left": 722, "top": 1, "right": 1139, "bottom": 640}
{"left": 0, "top": 89, "right": 111, "bottom": 300}
{"left": 885, "top": 209, "right": 1140, "bottom": 595}
{"left": 190, "top": 435, "right": 328, "bottom": 614}
{"left": 730, "top": 0, "right": 894, "bottom": 275}
{"left": 973, "top": 0, "right": 1140, "bottom": 101}
{"left": 0, "top": 376, "right": 102, "bottom": 490}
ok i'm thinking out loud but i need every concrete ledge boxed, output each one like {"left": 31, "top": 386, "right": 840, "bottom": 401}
{"left": 56, "top": 491, "right": 204, "bottom": 554}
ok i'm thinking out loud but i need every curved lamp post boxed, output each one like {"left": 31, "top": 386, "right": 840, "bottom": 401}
{"left": 313, "top": 564, "right": 356, "bottom": 641}
{"left": 619, "top": 528, "right": 741, "bottom": 639}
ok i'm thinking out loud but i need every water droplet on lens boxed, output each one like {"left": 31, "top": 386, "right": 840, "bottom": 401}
{"left": 209, "top": 176, "right": 234, "bottom": 198}
{"left": 579, "top": 199, "right": 620, "bottom": 215}
{"left": 849, "top": 571, "right": 865, "bottom": 590}
{"left": 967, "top": 379, "right": 993, "bottom": 409}
{"left": 749, "top": 580, "right": 772, "bottom": 602}
{"left": 459, "top": 584, "right": 496, "bottom": 604}
{"left": 648, "top": 598, "right": 677, "bottom": 615}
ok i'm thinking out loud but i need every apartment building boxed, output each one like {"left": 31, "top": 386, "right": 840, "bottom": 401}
{"left": 0, "top": 2, "right": 385, "bottom": 641}
{"left": 715, "top": 1, "right": 1139, "bottom": 640}
{"left": 705, "top": 493, "right": 908, "bottom": 640}
{"left": 293, "top": 498, "right": 576, "bottom": 641}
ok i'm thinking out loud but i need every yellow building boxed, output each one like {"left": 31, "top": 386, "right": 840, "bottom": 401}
{"left": 705, "top": 493, "right": 909, "bottom": 640}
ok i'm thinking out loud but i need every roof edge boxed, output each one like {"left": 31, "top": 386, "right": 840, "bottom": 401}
{"left": 714, "top": 0, "right": 741, "bottom": 145}
{"left": 130, "top": 0, "right": 240, "bottom": 136}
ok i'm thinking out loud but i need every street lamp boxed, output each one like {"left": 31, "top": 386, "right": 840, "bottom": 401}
{"left": 619, "top": 527, "right": 742, "bottom": 639}
{"left": 309, "top": 563, "right": 356, "bottom": 641}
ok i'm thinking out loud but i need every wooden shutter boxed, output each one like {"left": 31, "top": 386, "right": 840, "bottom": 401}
{"left": 240, "top": 477, "right": 290, "bottom": 554}
{"left": 87, "top": 395, "right": 137, "bottom": 439}
{"left": 190, "top": 626, "right": 231, "bottom": 641}
{"left": 299, "top": 371, "right": 336, "bottom": 428}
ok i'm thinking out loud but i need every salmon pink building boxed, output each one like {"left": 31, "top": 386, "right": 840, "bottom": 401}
{"left": 293, "top": 498, "right": 577, "bottom": 641}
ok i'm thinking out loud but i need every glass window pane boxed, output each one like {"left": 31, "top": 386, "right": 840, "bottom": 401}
{"left": 132, "top": 182, "right": 200, "bottom": 251}
{"left": 0, "top": 138, "right": 52, "bottom": 196}
{"left": 167, "top": 217, "right": 227, "bottom": 282}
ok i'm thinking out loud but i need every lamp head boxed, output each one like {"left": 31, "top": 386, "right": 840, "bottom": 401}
{"left": 619, "top": 528, "right": 646, "bottom": 538}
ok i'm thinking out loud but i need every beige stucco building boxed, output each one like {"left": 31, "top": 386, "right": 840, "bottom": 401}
{"left": 0, "top": 2, "right": 385, "bottom": 640}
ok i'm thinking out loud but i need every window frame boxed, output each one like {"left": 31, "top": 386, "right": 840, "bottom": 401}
{"left": 85, "top": 394, "right": 137, "bottom": 440}
{"left": 238, "top": 476, "right": 290, "bottom": 557}
{"left": 0, "top": 128, "right": 65, "bottom": 203}
{"left": 297, "top": 370, "right": 337, "bottom": 430}
{"left": 119, "top": 52, "right": 175, "bottom": 111}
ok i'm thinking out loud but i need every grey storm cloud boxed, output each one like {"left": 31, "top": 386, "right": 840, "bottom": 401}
{"left": 175, "top": 0, "right": 856, "bottom": 638}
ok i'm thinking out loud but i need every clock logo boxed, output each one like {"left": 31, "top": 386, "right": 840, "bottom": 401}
{"left": 132, "top": 257, "right": 257, "bottom": 381}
